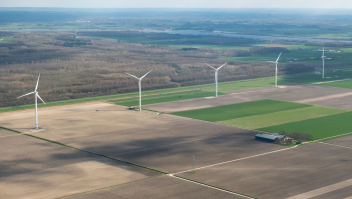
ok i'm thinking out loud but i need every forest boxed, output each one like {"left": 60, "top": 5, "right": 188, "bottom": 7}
{"left": 0, "top": 30, "right": 315, "bottom": 107}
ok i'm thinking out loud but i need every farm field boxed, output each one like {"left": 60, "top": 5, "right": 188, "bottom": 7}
{"left": 90, "top": 35, "right": 255, "bottom": 49}
{"left": 203, "top": 79, "right": 275, "bottom": 92}
{"left": 321, "top": 79, "right": 352, "bottom": 89}
{"left": 258, "top": 111, "right": 352, "bottom": 140}
{"left": 0, "top": 102, "right": 284, "bottom": 173}
{"left": 177, "top": 143, "right": 352, "bottom": 199}
{"left": 222, "top": 48, "right": 352, "bottom": 64}
{"left": 171, "top": 99, "right": 311, "bottom": 122}
{"left": 219, "top": 106, "right": 348, "bottom": 129}
{"left": 172, "top": 99, "right": 352, "bottom": 140}
{"left": 0, "top": 72, "right": 309, "bottom": 113}
{"left": 0, "top": 37, "right": 13, "bottom": 41}
{"left": 0, "top": 128, "right": 158, "bottom": 199}
{"left": 108, "top": 89, "right": 225, "bottom": 107}
{"left": 2, "top": 83, "right": 352, "bottom": 198}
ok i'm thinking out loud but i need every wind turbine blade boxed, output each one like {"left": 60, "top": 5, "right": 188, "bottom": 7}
{"left": 266, "top": 61, "right": 276, "bottom": 63}
{"left": 125, "top": 72, "right": 140, "bottom": 80}
{"left": 35, "top": 74, "right": 40, "bottom": 92}
{"left": 322, "top": 47, "right": 325, "bottom": 57}
{"left": 17, "top": 91, "right": 35, "bottom": 98}
{"left": 217, "top": 63, "right": 227, "bottom": 70}
{"left": 36, "top": 94, "right": 46, "bottom": 104}
{"left": 205, "top": 63, "right": 216, "bottom": 70}
{"left": 276, "top": 52, "right": 282, "bottom": 63}
{"left": 140, "top": 70, "right": 152, "bottom": 80}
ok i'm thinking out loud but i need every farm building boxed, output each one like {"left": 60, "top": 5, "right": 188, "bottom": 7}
{"left": 255, "top": 133, "right": 285, "bottom": 142}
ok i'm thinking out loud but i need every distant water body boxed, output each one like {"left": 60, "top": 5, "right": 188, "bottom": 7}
{"left": 3, "top": 29, "right": 351, "bottom": 43}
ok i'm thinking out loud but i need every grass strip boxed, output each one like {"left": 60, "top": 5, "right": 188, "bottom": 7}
{"left": 171, "top": 99, "right": 311, "bottom": 122}
{"left": 321, "top": 79, "right": 352, "bottom": 89}
{"left": 257, "top": 112, "right": 352, "bottom": 140}
{"left": 110, "top": 90, "right": 225, "bottom": 106}
{"left": 219, "top": 106, "right": 348, "bottom": 129}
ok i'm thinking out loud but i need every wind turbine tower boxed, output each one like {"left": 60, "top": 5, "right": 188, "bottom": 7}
{"left": 205, "top": 63, "right": 227, "bottom": 97}
{"left": 267, "top": 53, "right": 282, "bottom": 87}
{"left": 17, "top": 74, "right": 46, "bottom": 129}
{"left": 125, "top": 70, "right": 152, "bottom": 111}
{"left": 321, "top": 48, "right": 326, "bottom": 79}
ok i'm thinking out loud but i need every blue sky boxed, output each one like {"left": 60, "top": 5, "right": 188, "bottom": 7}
{"left": 1, "top": 0, "right": 352, "bottom": 8}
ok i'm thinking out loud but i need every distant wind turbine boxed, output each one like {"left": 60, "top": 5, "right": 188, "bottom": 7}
{"left": 267, "top": 53, "right": 282, "bottom": 87}
{"left": 125, "top": 70, "right": 152, "bottom": 111}
{"left": 205, "top": 63, "right": 227, "bottom": 97}
{"left": 17, "top": 74, "right": 46, "bottom": 129}
{"left": 321, "top": 47, "right": 326, "bottom": 79}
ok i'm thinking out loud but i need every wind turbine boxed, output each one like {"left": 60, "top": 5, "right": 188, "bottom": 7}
{"left": 17, "top": 74, "right": 46, "bottom": 129}
{"left": 267, "top": 52, "right": 282, "bottom": 87}
{"left": 125, "top": 70, "right": 152, "bottom": 111}
{"left": 205, "top": 63, "right": 227, "bottom": 97}
{"left": 321, "top": 48, "right": 326, "bottom": 79}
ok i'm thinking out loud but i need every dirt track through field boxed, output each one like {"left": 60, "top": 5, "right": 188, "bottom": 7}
{"left": 295, "top": 92, "right": 352, "bottom": 103}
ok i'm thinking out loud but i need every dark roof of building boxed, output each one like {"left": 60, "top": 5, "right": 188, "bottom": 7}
{"left": 255, "top": 133, "right": 285, "bottom": 141}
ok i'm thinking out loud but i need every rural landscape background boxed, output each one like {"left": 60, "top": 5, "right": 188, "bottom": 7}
{"left": 2, "top": 6, "right": 352, "bottom": 199}
{"left": 1, "top": 8, "right": 352, "bottom": 108}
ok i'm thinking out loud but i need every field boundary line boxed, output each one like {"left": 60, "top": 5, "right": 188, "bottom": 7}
{"left": 0, "top": 126, "right": 168, "bottom": 175}
{"left": 168, "top": 174, "right": 256, "bottom": 199}
{"left": 303, "top": 132, "right": 352, "bottom": 144}
{"left": 318, "top": 142, "right": 352, "bottom": 150}
{"left": 172, "top": 146, "right": 297, "bottom": 175}
{"left": 295, "top": 92, "right": 352, "bottom": 103}
{"left": 286, "top": 178, "right": 352, "bottom": 199}
{"left": 312, "top": 78, "right": 352, "bottom": 84}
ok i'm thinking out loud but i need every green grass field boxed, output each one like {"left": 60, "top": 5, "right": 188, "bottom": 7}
{"left": 320, "top": 79, "right": 352, "bottom": 89}
{"left": 219, "top": 106, "right": 348, "bottom": 129}
{"left": 0, "top": 37, "right": 14, "bottom": 42}
{"left": 222, "top": 48, "right": 352, "bottom": 64}
{"left": 108, "top": 89, "right": 225, "bottom": 107}
{"left": 258, "top": 112, "right": 352, "bottom": 140}
{"left": 171, "top": 99, "right": 352, "bottom": 140}
{"left": 203, "top": 79, "right": 275, "bottom": 92}
{"left": 171, "top": 99, "right": 311, "bottom": 122}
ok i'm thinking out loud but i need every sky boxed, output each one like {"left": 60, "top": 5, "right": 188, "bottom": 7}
{"left": 1, "top": 0, "right": 352, "bottom": 9}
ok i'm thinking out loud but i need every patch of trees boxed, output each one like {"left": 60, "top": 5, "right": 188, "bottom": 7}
{"left": 280, "top": 131, "right": 313, "bottom": 142}
{"left": 235, "top": 47, "right": 290, "bottom": 57}
{"left": 80, "top": 31, "right": 259, "bottom": 46}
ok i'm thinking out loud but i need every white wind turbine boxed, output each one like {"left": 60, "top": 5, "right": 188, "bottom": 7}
{"left": 321, "top": 47, "right": 326, "bottom": 79}
{"left": 17, "top": 74, "right": 46, "bottom": 129}
{"left": 205, "top": 63, "right": 227, "bottom": 97}
{"left": 125, "top": 70, "right": 152, "bottom": 111}
{"left": 267, "top": 52, "right": 282, "bottom": 87}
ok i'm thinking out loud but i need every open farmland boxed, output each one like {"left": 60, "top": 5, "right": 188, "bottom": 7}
{"left": 258, "top": 111, "right": 352, "bottom": 140}
{"left": 223, "top": 47, "right": 352, "bottom": 64}
{"left": 171, "top": 99, "right": 311, "bottom": 122}
{"left": 1, "top": 82, "right": 352, "bottom": 198}
{"left": 176, "top": 142, "right": 352, "bottom": 199}
{"left": 171, "top": 99, "right": 352, "bottom": 140}
{"left": 220, "top": 106, "right": 348, "bottom": 129}
{"left": 108, "top": 89, "right": 225, "bottom": 107}
{"left": 0, "top": 128, "right": 158, "bottom": 199}
{"left": 321, "top": 79, "right": 352, "bottom": 89}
